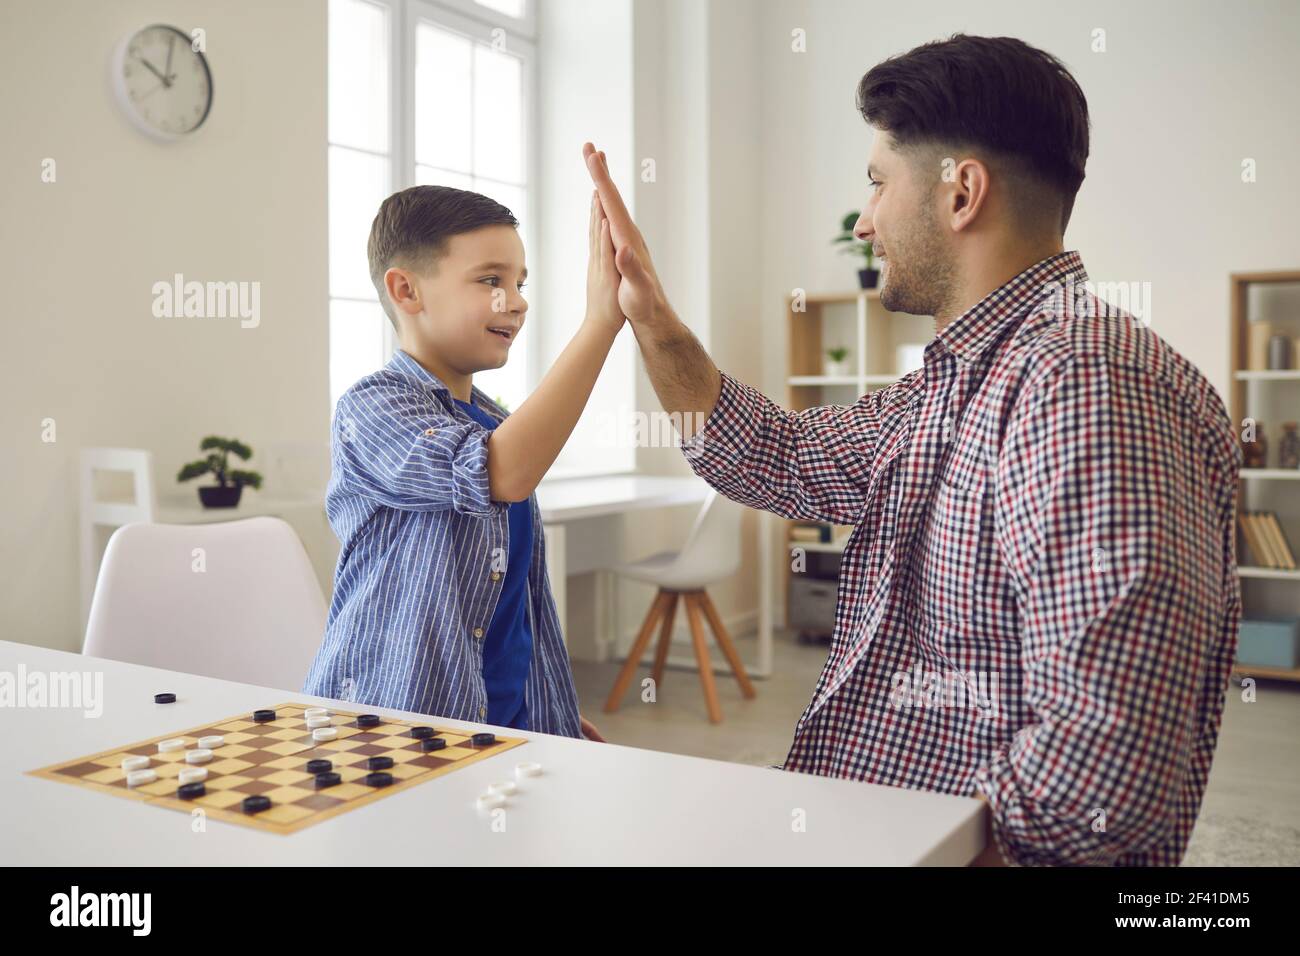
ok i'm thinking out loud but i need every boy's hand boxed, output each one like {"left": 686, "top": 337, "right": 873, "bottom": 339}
{"left": 583, "top": 142, "right": 671, "bottom": 327}
{"left": 584, "top": 188, "right": 624, "bottom": 336}
{"left": 579, "top": 714, "right": 606, "bottom": 742}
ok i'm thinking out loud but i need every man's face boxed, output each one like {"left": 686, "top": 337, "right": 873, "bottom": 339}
{"left": 399, "top": 225, "right": 528, "bottom": 374}
{"left": 853, "top": 131, "right": 955, "bottom": 318}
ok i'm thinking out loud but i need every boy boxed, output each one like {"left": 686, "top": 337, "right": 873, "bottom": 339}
{"left": 303, "top": 180, "right": 621, "bottom": 741}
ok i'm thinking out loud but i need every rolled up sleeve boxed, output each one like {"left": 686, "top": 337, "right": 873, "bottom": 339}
{"left": 977, "top": 355, "right": 1227, "bottom": 865}
{"left": 335, "top": 380, "right": 507, "bottom": 517}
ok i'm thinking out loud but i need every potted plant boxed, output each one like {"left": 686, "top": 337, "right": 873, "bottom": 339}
{"left": 177, "top": 436, "right": 264, "bottom": 508}
{"left": 832, "top": 210, "right": 879, "bottom": 289}
{"left": 825, "top": 346, "right": 851, "bottom": 377}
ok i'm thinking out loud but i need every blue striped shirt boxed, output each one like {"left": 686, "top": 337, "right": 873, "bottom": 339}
{"left": 302, "top": 349, "right": 582, "bottom": 737}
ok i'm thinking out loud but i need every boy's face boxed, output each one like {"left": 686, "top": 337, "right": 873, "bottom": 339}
{"left": 391, "top": 224, "right": 528, "bottom": 375}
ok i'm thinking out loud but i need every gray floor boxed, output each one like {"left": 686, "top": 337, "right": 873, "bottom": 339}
{"left": 571, "top": 627, "right": 1300, "bottom": 866}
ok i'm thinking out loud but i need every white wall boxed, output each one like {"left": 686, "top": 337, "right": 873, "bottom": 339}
{"left": 6, "top": 0, "right": 1296, "bottom": 655}
{"left": 0, "top": 0, "right": 331, "bottom": 652}
{"left": 536, "top": 0, "right": 636, "bottom": 479}
{"left": 754, "top": 0, "right": 1300, "bottom": 403}
{"left": 746, "top": 0, "right": 1300, "bottom": 621}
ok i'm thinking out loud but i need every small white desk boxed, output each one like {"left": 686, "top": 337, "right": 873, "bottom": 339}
{"left": 0, "top": 641, "right": 986, "bottom": 865}
{"left": 156, "top": 475, "right": 776, "bottom": 673}
{"left": 535, "top": 475, "right": 773, "bottom": 674}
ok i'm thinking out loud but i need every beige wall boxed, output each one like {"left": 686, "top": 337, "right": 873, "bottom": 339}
{"left": 0, "top": 0, "right": 330, "bottom": 651}
{"left": 5, "top": 0, "right": 1297, "bottom": 655}
{"left": 755, "top": 0, "right": 1300, "bottom": 404}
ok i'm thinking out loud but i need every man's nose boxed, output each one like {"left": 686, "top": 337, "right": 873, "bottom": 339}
{"left": 852, "top": 212, "right": 872, "bottom": 242}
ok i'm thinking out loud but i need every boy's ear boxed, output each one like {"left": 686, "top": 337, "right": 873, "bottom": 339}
{"left": 385, "top": 267, "right": 421, "bottom": 316}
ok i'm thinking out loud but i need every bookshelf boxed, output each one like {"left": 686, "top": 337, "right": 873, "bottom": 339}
{"left": 1228, "top": 270, "right": 1300, "bottom": 682}
{"left": 783, "top": 289, "right": 930, "bottom": 639}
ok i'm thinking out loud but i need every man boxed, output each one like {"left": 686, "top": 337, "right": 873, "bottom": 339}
{"left": 582, "top": 33, "right": 1241, "bottom": 866}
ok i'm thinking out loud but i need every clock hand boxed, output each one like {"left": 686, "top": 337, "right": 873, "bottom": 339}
{"left": 165, "top": 35, "right": 174, "bottom": 80}
{"left": 138, "top": 55, "right": 172, "bottom": 89}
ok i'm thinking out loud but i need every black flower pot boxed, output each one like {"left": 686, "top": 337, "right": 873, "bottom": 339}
{"left": 198, "top": 485, "right": 243, "bottom": 508}
{"left": 858, "top": 268, "right": 880, "bottom": 290}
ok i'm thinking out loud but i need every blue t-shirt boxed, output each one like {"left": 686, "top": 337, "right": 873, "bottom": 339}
{"left": 453, "top": 396, "right": 534, "bottom": 731}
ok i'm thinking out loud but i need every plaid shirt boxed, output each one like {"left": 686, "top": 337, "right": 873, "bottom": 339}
{"left": 682, "top": 251, "right": 1241, "bottom": 865}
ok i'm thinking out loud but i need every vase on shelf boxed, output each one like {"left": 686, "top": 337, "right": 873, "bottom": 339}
{"left": 1280, "top": 423, "right": 1300, "bottom": 469}
{"left": 1268, "top": 335, "right": 1294, "bottom": 371}
{"left": 824, "top": 351, "right": 851, "bottom": 377}
{"left": 1242, "top": 426, "right": 1268, "bottom": 469}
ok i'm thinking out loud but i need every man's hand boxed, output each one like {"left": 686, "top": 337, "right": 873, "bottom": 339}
{"left": 579, "top": 140, "right": 721, "bottom": 446}
{"left": 583, "top": 142, "right": 671, "bottom": 326}
{"left": 579, "top": 714, "right": 606, "bottom": 742}
{"left": 584, "top": 188, "right": 624, "bottom": 336}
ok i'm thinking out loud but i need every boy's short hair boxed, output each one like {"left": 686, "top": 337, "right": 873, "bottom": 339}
{"left": 367, "top": 185, "right": 519, "bottom": 330}
{"left": 856, "top": 34, "right": 1090, "bottom": 235}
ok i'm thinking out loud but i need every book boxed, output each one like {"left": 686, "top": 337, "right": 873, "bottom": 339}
{"left": 1262, "top": 512, "right": 1296, "bottom": 569}
{"left": 1247, "top": 512, "right": 1279, "bottom": 567}
{"left": 1239, "top": 513, "right": 1268, "bottom": 567}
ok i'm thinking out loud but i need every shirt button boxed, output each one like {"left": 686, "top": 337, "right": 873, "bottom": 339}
{"left": 473, "top": 626, "right": 484, "bottom": 638}
{"left": 423, "top": 427, "right": 435, "bottom": 436}
{"left": 490, "top": 571, "right": 502, "bottom": 582}
{"left": 479, "top": 706, "right": 487, "bottom": 718}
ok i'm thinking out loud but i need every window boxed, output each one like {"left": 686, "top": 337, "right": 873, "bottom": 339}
{"left": 327, "top": 0, "right": 536, "bottom": 412}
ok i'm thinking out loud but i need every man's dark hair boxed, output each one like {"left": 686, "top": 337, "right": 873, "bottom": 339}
{"left": 856, "top": 34, "right": 1090, "bottom": 234}
{"left": 368, "top": 185, "right": 519, "bottom": 330}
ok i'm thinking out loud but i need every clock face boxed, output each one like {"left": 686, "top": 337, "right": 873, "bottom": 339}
{"left": 113, "top": 24, "right": 213, "bottom": 140}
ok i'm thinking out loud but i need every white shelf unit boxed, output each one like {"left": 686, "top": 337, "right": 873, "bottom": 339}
{"left": 1229, "top": 270, "right": 1300, "bottom": 681}
{"left": 781, "top": 289, "right": 929, "bottom": 636}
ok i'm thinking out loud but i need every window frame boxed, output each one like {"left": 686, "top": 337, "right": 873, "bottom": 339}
{"left": 328, "top": 0, "right": 540, "bottom": 409}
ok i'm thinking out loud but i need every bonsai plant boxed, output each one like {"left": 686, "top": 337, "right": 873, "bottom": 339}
{"left": 832, "top": 210, "right": 879, "bottom": 289}
{"left": 177, "top": 436, "right": 263, "bottom": 508}
{"left": 825, "top": 346, "right": 851, "bottom": 377}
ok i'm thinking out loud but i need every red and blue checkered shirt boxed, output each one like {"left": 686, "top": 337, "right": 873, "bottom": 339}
{"left": 683, "top": 251, "right": 1241, "bottom": 865}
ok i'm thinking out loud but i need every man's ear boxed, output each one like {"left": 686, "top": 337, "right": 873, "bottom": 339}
{"left": 949, "top": 157, "right": 991, "bottom": 233}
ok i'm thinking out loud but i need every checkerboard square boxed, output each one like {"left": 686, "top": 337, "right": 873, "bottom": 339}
{"left": 208, "top": 758, "right": 254, "bottom": 775}
{"left": 194, "top": 790, "right": 246, "bottom": 810}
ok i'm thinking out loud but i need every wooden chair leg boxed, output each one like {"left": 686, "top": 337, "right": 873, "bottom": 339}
{"left": 697, "top": 590, "right": 757, "bottom": 699}
{"left": 604, "top": 590, "right": 670, "bottom": 713}
{"left": 650, "top": 591, "right": 679, "bottom": 692}
{"left": 684, "top": 592, "right": 723, "bottom": 723}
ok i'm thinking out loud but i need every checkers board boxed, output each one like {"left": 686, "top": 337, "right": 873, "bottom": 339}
{"left": 27, "top": 702, "right": 525, "bottom": 834}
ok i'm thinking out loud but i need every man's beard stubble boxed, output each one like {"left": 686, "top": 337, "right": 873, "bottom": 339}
{"left": 877, "top": 204, "right": 956, "bottom": 320}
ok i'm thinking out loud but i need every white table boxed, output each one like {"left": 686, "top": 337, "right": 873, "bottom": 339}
{"left": 0, "top": 641, "right": 986, "bottom": 865}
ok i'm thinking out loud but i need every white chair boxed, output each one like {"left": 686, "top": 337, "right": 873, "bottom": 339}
{"left": 604, "top": 489, "right": 756, "bottom": 723}
{"left": 83, "top": 516, "right": 327, "bottom": 692}
{"left": 80, "top": 448, "right": 158, "bottom": 632}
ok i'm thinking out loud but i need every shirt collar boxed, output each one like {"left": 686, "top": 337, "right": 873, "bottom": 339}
{"left": 386, "top": 349, "right": 508, "bottom": 420}
{"left": 930, "top": 250, "right": 1088, "bottom": 366}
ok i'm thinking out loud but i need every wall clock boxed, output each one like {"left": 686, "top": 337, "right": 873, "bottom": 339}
{"left": 111, "top": 24, "right": 213, "bottom": 141}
